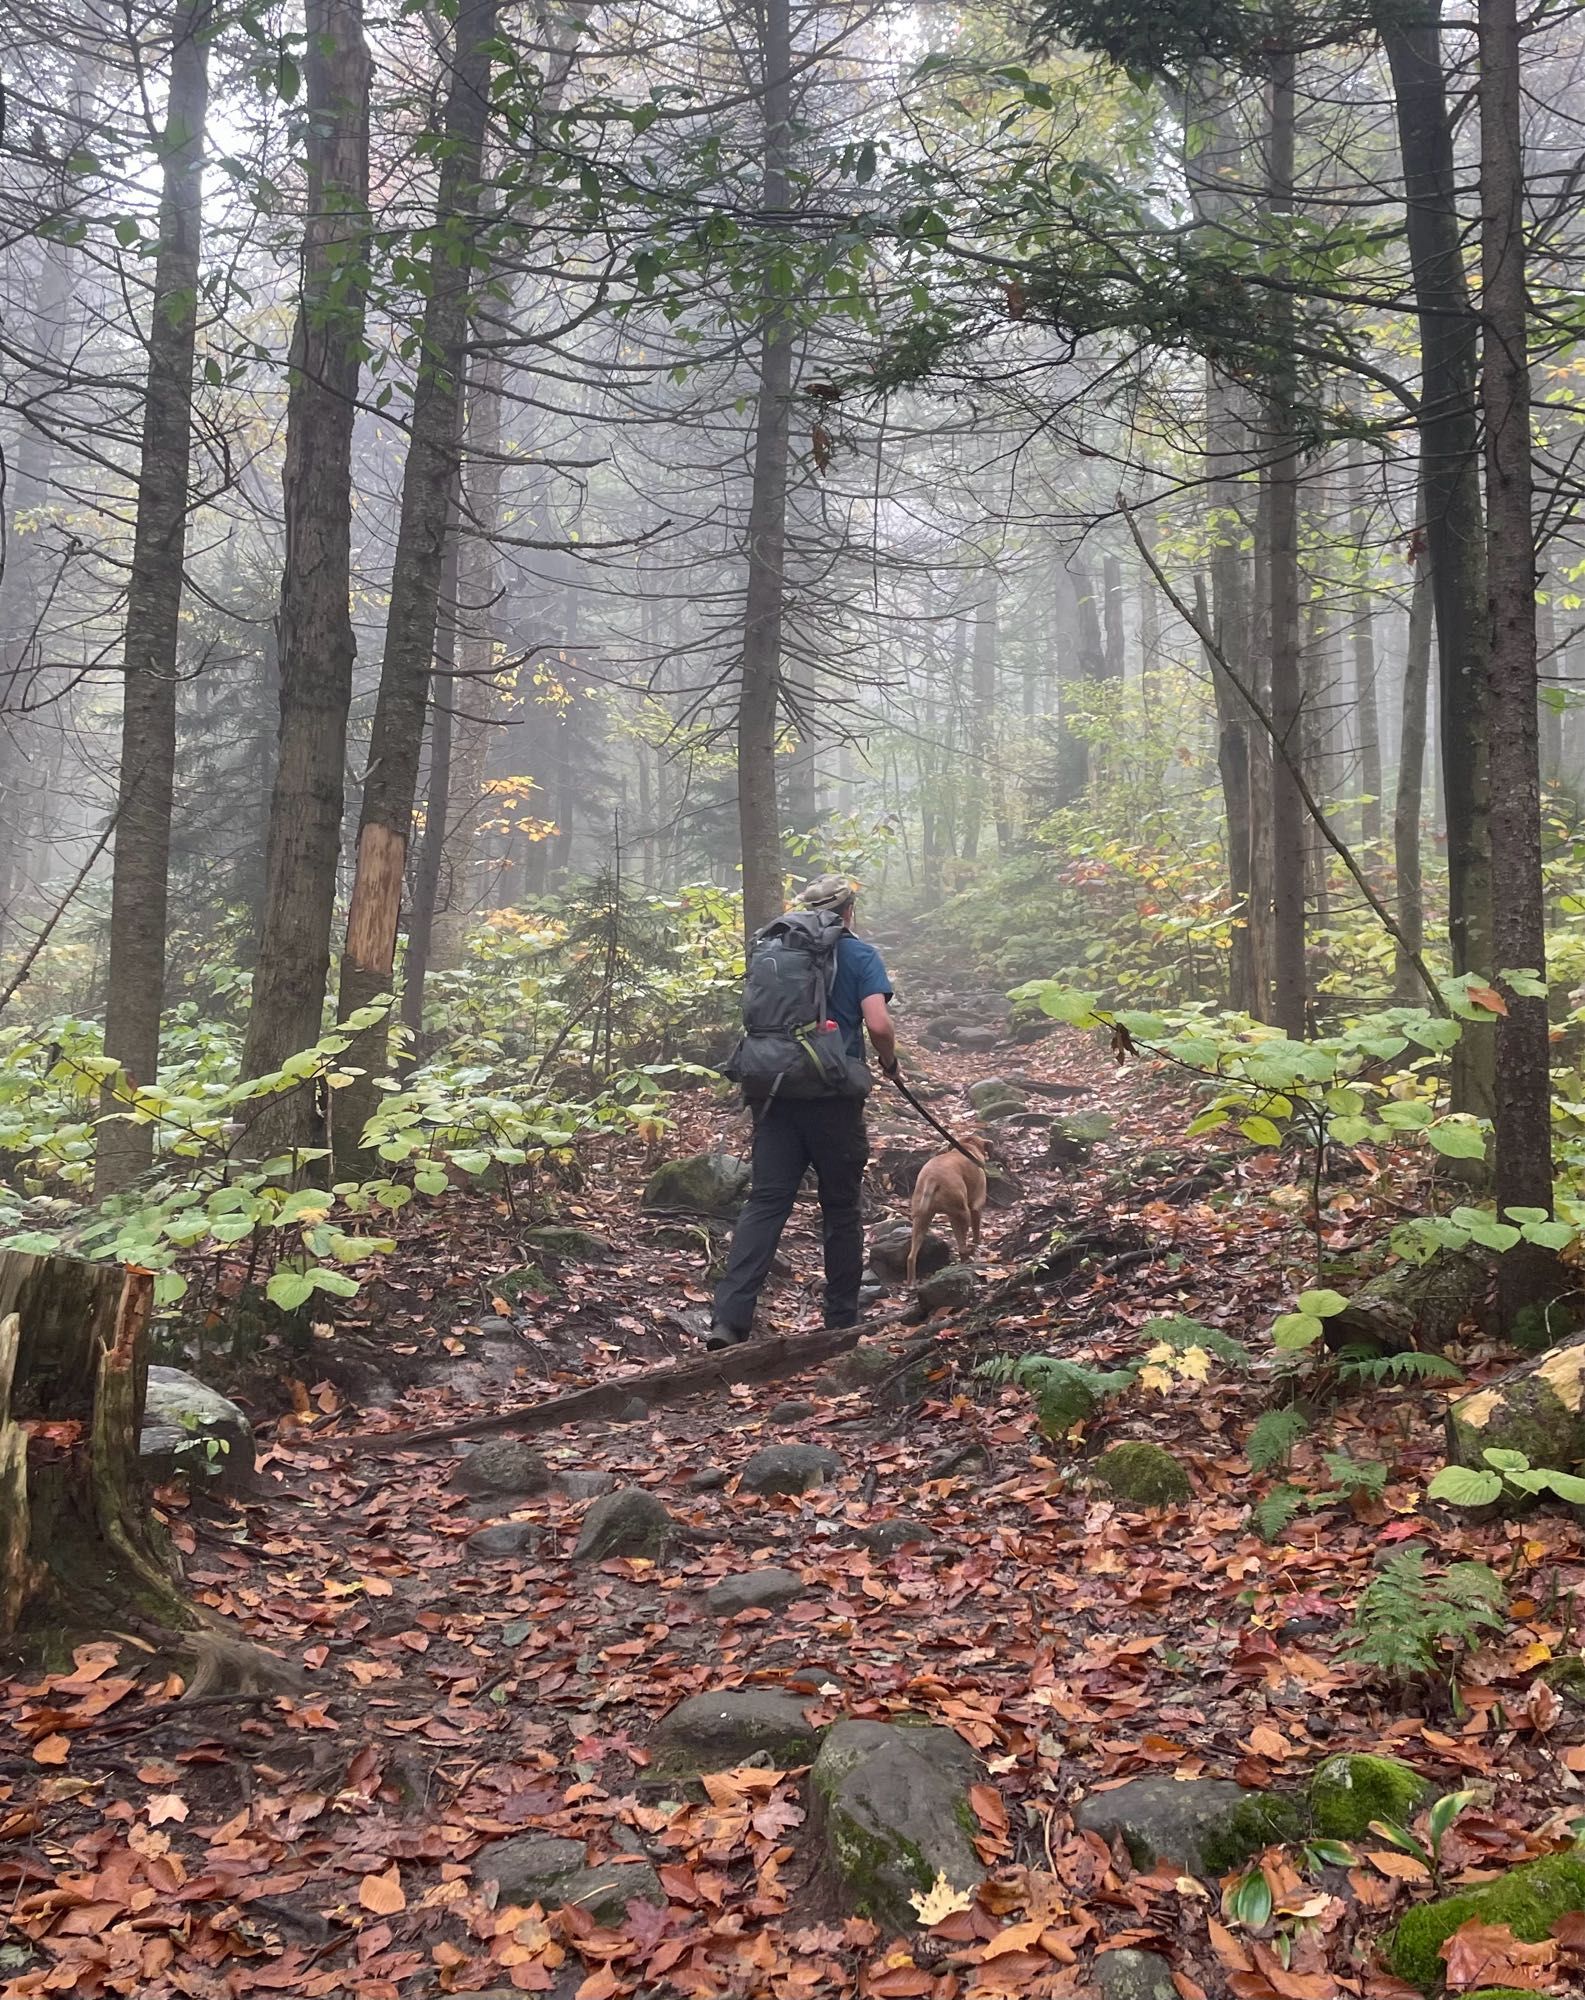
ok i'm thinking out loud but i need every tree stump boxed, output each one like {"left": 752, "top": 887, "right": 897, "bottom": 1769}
{"left": 0, "top": 1252, "right": 192, "bottom": 1639}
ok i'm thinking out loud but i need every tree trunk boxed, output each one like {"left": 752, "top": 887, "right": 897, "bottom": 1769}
{"left": 962, "top": 581, "right": 999, "bottom": 860}
{"left": 1394, "top": 519, "right": 1434, "bottom": 1000}
{"left": 1266, "top": 43, "right": 1307, "bottom": 1039}
{"left": 333, "top": 0, "right": 496, "bottom": 1170}
{"left": 1378, "top": 0, "right": 1494, "bottom": 1118}
{"left": 238, "top": 0, "right": 371, "bottom": 1149}
{"left": 1346, "top": 422, "right": 1384, "bottom": 850}
{"left": 96, "top": 0, "right": 211, "bottom": 1197}
{"left": 0, "top": 1257, "right": 190, "bottom": 1638}
{"left": 736, "top": 0, "right": 794, "bottom": 941}
{"left": 400, "top": 513, "right": 460, "bottom": 1044}
{"left": 1102, "top": 552, "right": 1125, "bottom": 680}
{"left": 1479, "top": 0, "right": 1557, "bottom": 1325}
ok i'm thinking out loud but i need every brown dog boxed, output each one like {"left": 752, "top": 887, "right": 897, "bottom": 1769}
{"left": 907, "top": 1136, "right": 990, "bottom": 1283}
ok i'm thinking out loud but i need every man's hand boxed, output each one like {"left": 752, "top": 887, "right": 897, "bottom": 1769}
{"left": 879, "top": 1052, "right": 900, "bottom": 1079}
{"left": 862, "top": 993, "right": 897, "bottom": 1077}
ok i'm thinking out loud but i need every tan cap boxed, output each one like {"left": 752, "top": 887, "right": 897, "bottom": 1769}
{"left": 796, "top": 874, "right": 856, "bottom": 911}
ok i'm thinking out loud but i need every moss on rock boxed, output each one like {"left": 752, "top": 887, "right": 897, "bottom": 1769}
{"left": 1198, "top": 1793, "right": 1305, "bottom": 1875}
{"left": 1309, "top": 1754, "right": 1431, "bottom": 1839}
{"left": 1446, "top": 1333, "right": 1585, "bottom": 1485}
{"left": 1386, "top": 1849, "right": 1585, "bottom": 1991}
{"left": 1096, "top": 1442, "right": 1191, "bottom": 1506}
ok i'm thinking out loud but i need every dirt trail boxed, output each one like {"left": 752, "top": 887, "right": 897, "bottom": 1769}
{"left": 7, "top": 994, "right": 1584, "bottom": 2000}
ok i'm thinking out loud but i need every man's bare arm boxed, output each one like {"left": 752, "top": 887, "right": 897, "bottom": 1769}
{"left": 862, "top": 993, "right": 897, "bottom": 1074}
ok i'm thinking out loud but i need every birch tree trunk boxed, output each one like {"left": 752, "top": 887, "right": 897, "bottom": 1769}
{"left": 96, "top": 0, "right": 211, "bottom": 1196}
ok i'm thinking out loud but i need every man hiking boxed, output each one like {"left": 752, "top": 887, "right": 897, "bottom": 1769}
{"left": 707, "top": 875, "right": 897, "bottom": 1350}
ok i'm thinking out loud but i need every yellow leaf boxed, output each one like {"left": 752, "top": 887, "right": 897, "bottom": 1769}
{"left": 1138, "top": 1364, "right": 1175, "bottom": 1394}
{"left": 1178, "top": 1344, "right": 1212, "bottom": 1381}
{"left": 909, "top": 1871, "right": 975, "bottom": 1925}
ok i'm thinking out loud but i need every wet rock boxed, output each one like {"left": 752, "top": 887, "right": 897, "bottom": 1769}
{"left": 466, "top": 1517, "right": 545, "bottom": 1558}
{"left": 868, "top": 1219, "right": 952, "bottom": 1281}
{"left": 811, "top": 1718, "right": 984, "bottom": 1929}
{"left": 474, "top": 1315, "right": 517, "bottom": 1337}
{"left": 954, "top": 1026, "right": 1000, "bottom": 1050}
{"left": 1074, "top": 1776, "right": 1302, "bottom": 1877}
{"left": 475, "top": 1835, "right": 585, "bottom": 1902}
{"left": 855, "top": 1517, "right": 934, "bottom": 1555}
{"left": 609, "top": 1397, "right": 650, "bottom": 1425}
{"left": 1005, "top": 1073, "right": 1087, "bottom": 1100}
{"left": 523, "top": 1225, "right": 613, "bottom": 1261}
{"left": 923, "top": 1440, "right": 991, "bottom": 1480}
{"left": 1046, "top": 1111, "right": 1116, "bottom": 1164}
{"left": 1446, "top": 1333, "right": 1585, "bottom": 1496}
{"left": 650, "top": 1690, "right": 823, "bottom": 1778}
{"left": 643, "top": 1152, "right": 751, "bottom": 1216}
{"left": 916, "top": 1264, "right": 976, "bottom": 1316}
{"left": 452, "top": 1441, "right": 553, "bottom": 1498}
{"left": 555, "top": 1469, "right": 615, "bottom": 1503}
{"left": 140, "top": 1367, "right": 254, "bottom": 1494}
{"left": 705, "top": 1568, "right": 806, "bottom": 1616}
{"left": 572, "top": 1487, "right": 673, "bottom": 1561}
{"left": 1009, "top": 1017, "right": 1058, "bottom": 1045}
{"left": 739, "top": 1442, "right": 843, "bottom": 1496}
{"left": 1092, "top": 1949, "right": 1177, "bottom": 2000}
{"left": 821, "top": 1343, "right": 901, "bottom": 1392}
{"left": 687, "top": 1466, "right": 731, "bottom": 1491}
{"left": 967, "top": 1078, "right": 1026, "bottom": 1119}
{"left": 767, "top": 1398, "right": 818, "bottom": 1425}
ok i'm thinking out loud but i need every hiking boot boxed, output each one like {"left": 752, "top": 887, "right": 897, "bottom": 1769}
{"left": 704, "top": 1321, "right": 749, "bottom": 1352}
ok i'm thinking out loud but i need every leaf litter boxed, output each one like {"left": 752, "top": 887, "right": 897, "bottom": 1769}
{"left": 3, "top": 1011, "right": 1585, "bottom": 2000}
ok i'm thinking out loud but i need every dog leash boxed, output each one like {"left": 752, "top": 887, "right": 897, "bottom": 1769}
{"left": 885, "top": 1071, "right": 985, "bottom": 1165}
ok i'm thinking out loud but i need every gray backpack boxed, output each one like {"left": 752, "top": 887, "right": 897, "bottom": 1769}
{"left": 722, "top": 910, "right": 871, "bottom": 1103}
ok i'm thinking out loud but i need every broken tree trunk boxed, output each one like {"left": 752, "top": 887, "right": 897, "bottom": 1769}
{"left": 0, "top": 1254, "right": 192, "bottom": 1638}
{"left": 1447, "top": 1332, "right": 1585, "bottom": 1478}
{"left": 1325, "top": 1250, "right": 1490, "bottom": 1355}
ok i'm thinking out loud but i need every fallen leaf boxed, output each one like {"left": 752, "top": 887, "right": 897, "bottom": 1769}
{"left": 360, "top": 1865, "right": 407, "bottom": 1916}
{"left": 32, "top": 1734, "right": 69, "bottom": 1766}
{"left": 1441, "top": 1918, "right": 1556, "bottom": 1990}
{"left": 146, "top": 1793, "right": 189, "bottom": 1825}
{"left": 908, "top": 1872, "right": 974, "bottom": 1925}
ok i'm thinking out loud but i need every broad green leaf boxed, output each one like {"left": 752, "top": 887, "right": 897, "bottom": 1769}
{"left": 1186, "top": 1109, "right": 1228, "bottom": 1137}
{"left": 1427, "top": 1465, "right": 1503, "bottom": 1506}
{"left": 1273, "top": 1312, "right": 1324, "bottom": 1350}
{"left": 1239, "top": 1115, "right": 1282, "bottom": 1147}
{"left": 1425, "top": 1120, "right": 1487, "bottom": 1160}
{"left": 448, "top": 1150, "right": 491, "bottom": 1175}
{"left": 1296, "top": 1288, "right": 1348, "bottom": 1318}
{"left": 267, "top": 1270, "right": 314, "bottom": 1311}
{"left": 1228, "top": 1868, "right": 1272, "bottom": 1928}
{"left": 1540, "top": 1470, "right": 1585, "bottom": 1503}
{"left": 1520, "top": 1219, "right": 1576, "bottom": 1251}
{"left": 1480, "top": 1448, "right": 1530, "bottom": 1472}
{"left": 309, "top": 1266, "right": 360, "bottom": 1297}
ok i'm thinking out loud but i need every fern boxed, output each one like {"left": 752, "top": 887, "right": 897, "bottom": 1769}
{"left": 1343, "top": 1546, "right": 1505, "bottom": 1683}
{"left": 1140, "top": 1313, "right": 1251, "bottom": 1370}
{"left": 975, "top": 1352, "right": 1137, "bottom": 1433}
{"left": 1322, "top": 1452, "right": 1389, "bottom": 1501}
{"left": 1254, "top": 1484, "right": 1304, "bottom": 1541}
{"left": 1338, "top": 1346, "right": 1463, "bottom": 1385}
{"left": 1247, "top": 1408, "right": 1310, "bottom": 1472}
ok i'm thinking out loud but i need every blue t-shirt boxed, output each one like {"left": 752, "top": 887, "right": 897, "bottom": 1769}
{"left": 828, "top": 932, "right": 893, "bottom": 1061}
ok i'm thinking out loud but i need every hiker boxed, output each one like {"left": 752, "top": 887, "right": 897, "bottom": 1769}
{"left": 707, "top": 875, "right": 897, "bottom": 1349}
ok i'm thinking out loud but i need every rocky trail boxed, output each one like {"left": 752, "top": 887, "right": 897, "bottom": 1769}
{"left": 5, "top": 971, "right": 1585, "bottom": 2000}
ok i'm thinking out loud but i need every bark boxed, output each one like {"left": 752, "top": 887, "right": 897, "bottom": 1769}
{"left": 1346, "top": 425, "right": 1384, "bottom": 849}
{"left": 961, "top": 583, "right": 998, "bottom": 860}
{"left": 1538, "top": 587, "right": 1563, "bottom": 787}
{"left": 0, "top": 1257, "right": 191, "bottom": 1637}
{"left": 238, "top": 0, "right": 371, "bottom": 1149}
{"left": 1102, "top": 552, "right": 1125, "bottom": 679}
{"left": 1479, "top": 0, "right": 1557, "bottom": 1324}
{"left": 96, "top": 0, "right": 211, "bottom": 1197}
{"left": 1266, "top": 44, "right": 1307, "bottom": 1038}
{"left": 1394, "top": 519, "right": 1434, "bottom": 1000}
{"left": 333, "top": 0, "right": 496, "bottom": 1170}
{"left": 1378, "top": 0, "right": 1494, "bottom": 1118}
{"left": 402, "top": 516, "right": 460, "bottom": 1043}
{"left": 736, "top": 0, "right": 794, "bottom": 940}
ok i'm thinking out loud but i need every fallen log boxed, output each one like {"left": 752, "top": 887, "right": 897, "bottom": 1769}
{"left": 338, "top": 1320, "right": 887, "bottom": 1453}
{"left": 1326, "top": 1249, "right": 1490, "bottom": 1355}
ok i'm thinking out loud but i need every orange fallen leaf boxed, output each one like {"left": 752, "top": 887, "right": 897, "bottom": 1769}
{"left": 359, "top": 1865, "right": 407, "bottom": 1915}
{"left": 1467, "top": 986, "right": 1508, "bottom": 1015}
{"left": 1441, "top": 1918, "right": 1555, "bottom": 1990}
{"left": 32, "top": 1734, "right": 69, "bottom": 1766}
{"left": 1367, "top": 1850, "right": 1431, "bottom": 1883}
{"left": 146, "top": 1793, "right": 188, "bottom": 1826}
{"left": 1244, "top": 1724, "right": 1292, "bottom": 1760}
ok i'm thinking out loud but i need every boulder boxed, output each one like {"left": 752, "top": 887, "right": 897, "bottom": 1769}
{"left": 523, "top": 1225, "right": 613, "bottom": 1261}
{"left": 868, "top": 1219, "right": 952, "bottom": 1282}
{"left": 555, "top": 1469, "right": 616, "bottom": 1503}
{"left": 1004, "top": 1073, "right": 1086, "bottom": 1100}
{"left": 954, "top": 1027, "right": 1000, "bottom": 1050}
{"left": 705, "top": 1568, "right": 806, "bottom": 1616}
{"left": 967, "top": 1079, "right": 1026, "bottom": 1121}
{"left": 1095, "top": 1442, "right": 1191, "bottom": 1506}
{"left": 855, "top": 1517, "right": 934, "bottom": 1556}
{"left": 767, "top": 1398, "right": 817, "bottom": 1425}
{"left": 916, "top": 1264, "right": 976, "bottom": 1316}
{"left": 650, "top": 1690, "right": 823, "bottom": 1778}
{"left": 474, "top": 1836, "right": 663, "bottom": 1922}
{"left": 643, "top": 1152, "right": 751, "bottom": 1215}
{"left": 452, "top": 1441, "right": 552, "bottom": 1498}
{"left": 739, "top": 1442, "right": 843, "bottom": 1496}
{"left": 1046, "top": 1112, "right": 1116, "bottom": 1165}
{"left": 1308, "top": 1753, "right": 1430, "bottom": 1839}
{"left": 572, "top": 1487, "right": 673, "bottom": 1562}
{"left": 1074, "top": 1776, "right": 1302, "bottom": 1877}
{"left": 1093, "top": 1950, "right": 1177, "bottom": 2000}
{"left": 820, "top": 1343, "right": 902, "bottom": 1392}
{"left": 467, "top": 1520, "right": 543, "bottom": 1558}
{"left": 1387, "top": 1849, "right": 1585, "bottom": 1991}
{"left": 1009, "top": 1017, "right": 1058, "bottom": 1045}
{"left": 139, "top": 1367, "right": 254, "bottom": 1495}
{"left": 1330, "top": 1248, "right": 1489, "bottom": 1355}
{"left": 811, "top": 1718, "right": 984, "bottom": 1930}
{"left": 1446, "top": 1334, "right": 1585, "bottom": 1487}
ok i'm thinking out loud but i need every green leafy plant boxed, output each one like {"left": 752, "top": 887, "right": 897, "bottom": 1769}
{"left": 1226, "top": 1865, "right": 1272, "bottom": 1930}
{"left": 1322, "top": 1452, "right": 1389, "bottom": 1502}
{"left": 1368, "top": 1788, "right": 1478, "bottom": 1890}
{"left": 1254, "top": 1485, "right": 1304, "bottom": 1542}
{"left": 1140, "top": 1313, "right": 1250, "bottom": 1369}
{"left": 1247, "top": 1408, "right": 1310, "bottom": 1472}
{"left": 1337, "top": 1347, "right": 1465, "bottom": 1386}
{"left": 1429, "top": 1448, "right": 1585, "bottom": 1509}
{"left": 1272, "top": 1288, "right": 1349, "bottom": 1353}
{"left": 1343, "top": 1546, "right": 1506, "bottom": 1685}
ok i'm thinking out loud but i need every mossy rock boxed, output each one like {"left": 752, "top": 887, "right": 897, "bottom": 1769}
{"left": 811, "top": 1719, "right": 983, "bottom": 1930}
{"left": 1096, "top": 1442, "right": 1191, "bottom": 1506}
{"left": 496, "top": 1264, "right": 556, "bottom": 1302}
{"left": 1386, "top": 1848, "right": 1585, "bottom": 1991}
{"left": 642, "top": 1152, "right": 751, "bottom": 1216}
{"left": 1308, "top": 1754, "right": 1430, "bottom": 1840}
{"left": 1543, "top": 1654, "right": 1585, "bottom": 1701}
{"left": 1035, "top": 1375, "right": 1104, "bottom": 1436}
{"left": 1446, "top": 1332, "right": 1585, "bottom": 1488}
{"left": 1329, "top": 1249, "right": 1489, "bottom": 1357}
{"left": 1074, "top": 1776, "right": 1303, "bottom": 1877}
{"left": 523, "top": 1225, "right": 612, "bottom": 1261}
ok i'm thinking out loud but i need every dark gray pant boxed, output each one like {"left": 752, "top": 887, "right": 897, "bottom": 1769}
{"left": 713, "top": 1097, "right": 869, "bottom": 1335}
